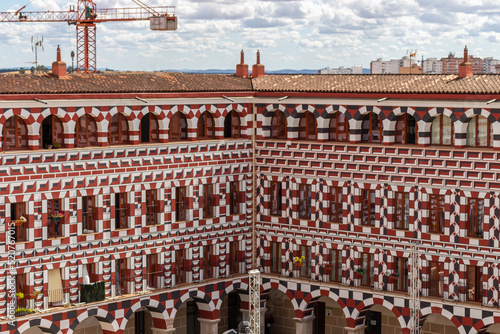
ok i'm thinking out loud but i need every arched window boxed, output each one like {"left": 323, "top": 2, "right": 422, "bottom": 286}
{"left": 76, "top": 114, "right": 98, "bottom": 148}
{"left": 467, "top": 115, "right": 492, "bottom": 147}
{"left": 140, "top": 113, "right": 159, "bottom": 143}
{"left": 197, "top": 112, "right": 215, "bottom": 140}
{"left": 431, "top": 114, "right": 453, "bottom": 145}
{"left": 361, "top": 112, "right": 382, "bottom": 143}
{"left": 41, "top": 115, "right": 64, "bottom": 149}
{"left": 4, "top": 116, "right": 28, "bottom": 151}
{"left": 224, "top": 110, "right": 241, "bottom": 138}
{"left": 298, "top": 111, "right": 317, "bottom": 140}
{"left": 170, "top": 112, "right": 187, "bottom": 142}
{"left": 109, "top": 113, "right": 129, "bottom": 145}
{"left": 328, "top": 112, "right": 349, "bottom": 141}
{"left": 270, "top": 110, "right": 287, "bottom": 139}
{"left": 395, "top": 113, "right": 417, "bottom": 144}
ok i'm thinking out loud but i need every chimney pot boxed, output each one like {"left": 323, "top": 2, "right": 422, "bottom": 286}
{"left": 458, "top": 45, "right": 472, "bottom": 78}
{"left": 52, "top": 45, "right": 67, "bottom": 78}
{"left": 252, "top": 50, "right": 265, "bottom": 78}
{"left": 235, "top": 49, "right": 248, "bottom": 78}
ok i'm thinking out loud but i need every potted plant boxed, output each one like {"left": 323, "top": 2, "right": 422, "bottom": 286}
{"left": 387, "top": 272, "right": 399, "bottom": 281}
{"left": 294, "top": 256, "right": 305, "bottom": 267}
{"left": 354, "top": 267, "right": 365, "bottom": 277}
{"left": 52, "top": 142, "right": 62, "bottom": 149}
{"left": 27, "top": 291, "right": 41, "bottom": 299}
{"left": 16, "top": 292, "right": 24, "bottom": 300}
{"left": 50, "top": 211, "right": 64, "bottom": 221}
{"left": 324, "top": 263, "right": 334, "bottom": 271}
{"left": 12, "top": 216, "right": 27, "bottom": 226}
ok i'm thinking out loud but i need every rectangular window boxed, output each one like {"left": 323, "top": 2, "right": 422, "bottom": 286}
{"left": 360, "top": 253, "right": 374, "bottom": 287}
{"left": 115, "top": 258, "right": 128, "bottom": 295}
{"left": 146, "top": 254, "right": 160, "bottom": 289}
{"left": 175, "top": 187, "right": 187, "bottom": 222}
{"left": 394, "top": 257, "right": 408, "bottom": 292}
{"left": 329, "top": 249, "right": 343, "bottom": 283}
{"left": 330, "top": 186, "right": 342, "bottom": 224}
{"left": 299, "top": 184, "right": 312, "bottom": 219}
{"left": 47, "top": 199, "right": 62, "bottom": 238}
{"left": 228, "top": 241, "right": 239, "bottom": 275}
{"left": 175, "top": 249, "right": 187, "bottom": 284}
{"left": 394, "top": 192, "right": 410, "bottom": 230}
{"left": 467, "top": 198, "right": 484, "bottom": 238}
{"left": 203, "top": 246, "right": 213, "bottom": 279}
{"left": 466, "top": 265, "right": 483, "bottom": 303}
{"left": 115, "top": 193, "right": 128, "bottom": 229}
{"left": 145, "top": 189, "right": 158, "bottom": 226}
{"left": 203, "top": 184, "right": 214, "bottom": 218}
{"left": 271, "top": 242, "right": 282, "bottom": 274}
{"left": 298, "top": 245, "right": 310, "bottom": 278}
{"left": 11, "top": 203, "right": 27, "bottom": 243}
{"left": 361, "top": 190, "right": 375, "bottom": 226}
{"left": 429, "top": 261, "right": 444, "bottom": 297}
{"left": 229, "top": 181, "right": 240, "bottom": 215}
{"left": 82, "top": 196, "right": 96, "bottom": 234}
{"left": 16, "top": 273, "right": 27, "bottom": 308}
{"left": 87, "top": 263, "right": 98, "bottom": 283}
{"left": 429, "top": 194, "right": 445, "bottom": 234}
{"left": 270, "top": 181, "right": 282, "bottom": 216}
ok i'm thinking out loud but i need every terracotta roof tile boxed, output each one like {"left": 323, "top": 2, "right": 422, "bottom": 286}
{"left": 0, "top": 72, "right": 252, "bottom": 94}
{"left": 2, "top": 72, "right": 500, "bottom": 95}
{"left": 251, "top": 74, "right": 500, "bottom": 95}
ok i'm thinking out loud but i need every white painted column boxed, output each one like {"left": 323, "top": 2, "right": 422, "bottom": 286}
{"left": 198, "top": 318, "right": 220, "bottom": 334}
{"left": 293, "top": 315, "right": 315, "bottom": 334}
{"left": 152, "top": 329, "right": 175, "bottom": 334}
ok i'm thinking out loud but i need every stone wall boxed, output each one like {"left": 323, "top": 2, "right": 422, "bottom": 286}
{"left": 266, "top": 289, "right": 295, "bottom": 334}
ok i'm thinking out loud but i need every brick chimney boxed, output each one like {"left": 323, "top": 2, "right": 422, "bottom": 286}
{"left": 458, "top": 45, "right": 473, "bottom": 78}
{"left": 252, "top": 50, "right": 265, "bottom": 78}
{"left": 235, "top": 50, "right": 248, "bottom": 78}
{"left": 51, "top": 45, "right": 67, "bottom": 78}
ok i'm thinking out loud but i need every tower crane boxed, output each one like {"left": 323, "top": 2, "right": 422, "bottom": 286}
{"left": 0, "top": 1, "right": 177, "bottom": 73}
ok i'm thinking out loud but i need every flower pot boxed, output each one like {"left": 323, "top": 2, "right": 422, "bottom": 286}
{"left": 12, "top": 220, "right": 24, "bottom": 226}
{"left": 354, "top": 272, "right": 365, "bottom": 278}
{"left": 324, "top": 266, "right": 333, "bottom": 272}
{"left": 50, "top": 216, "right": 63, "bottom": 222}
{"left": 294, "top": 262, "right": 304, "bottom": 267}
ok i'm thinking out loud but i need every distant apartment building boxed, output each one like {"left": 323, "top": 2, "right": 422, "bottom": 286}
{"left": 483, "top": 57, "right": 500, "bottom": 73}
{"left": 319, "top": 66, "right": 363, "bottom": 74}
{"left": 441, "top": 52, "right": 483, "bottom": 74}
{"left": 370, "top": 56, "right": 416, "bottom": 74}
{"left": 422, "top": 57, "right": 443, "bottom": 74}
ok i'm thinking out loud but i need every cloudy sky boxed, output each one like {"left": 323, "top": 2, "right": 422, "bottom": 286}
{"left": 0, "top": 0, "right": 499, "bottom": 71}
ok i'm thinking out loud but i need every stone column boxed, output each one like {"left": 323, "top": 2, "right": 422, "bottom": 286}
{"left": 344, "top": 325, "right": 367, "bottom": 334}
{"left": 260, "top": 307, "right": 267, "bottom": 334}
{"left": 293, "top": 315, "right": 315, "bottom": 334}
{"left": 152, "top": 329, "right": 176, "bottom": 334}
{"left": 198, "top": 318, "right": 220, "bottom": 334}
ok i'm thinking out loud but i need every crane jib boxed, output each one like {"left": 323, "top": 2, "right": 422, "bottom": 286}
{"left": 0, "top": 4, "right": 177, "bottom": 74}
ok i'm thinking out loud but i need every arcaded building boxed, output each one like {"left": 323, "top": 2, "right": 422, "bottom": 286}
{"left": 2, "top": 49, "right": 500, "bottom": 334}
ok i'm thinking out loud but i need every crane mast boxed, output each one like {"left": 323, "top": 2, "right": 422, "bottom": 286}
{"left": 0, "top": 0, "right": 177, "bottom": 73}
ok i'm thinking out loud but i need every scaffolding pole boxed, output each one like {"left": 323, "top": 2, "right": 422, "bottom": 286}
{"left": 409, "top": 241, "right": 421, "bottom": 334}
{"left": 249, "top": 269, "right": 261, "bottom": 334}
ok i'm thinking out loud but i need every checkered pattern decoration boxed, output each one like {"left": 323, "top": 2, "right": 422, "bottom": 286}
{"left": 379, "top": 184, "right": 389, "bottom": 233}
{"left": 284, "top": 238, "right": 294, "bottom": 277}
{"left": 447, "top": 258, "right": 460, "bottom": 301}
{"left": 346, "top": 181, "right": 355, "bottom": 231}
{"left": 313, "top": 243, "right": 324, "bottom": 281}
{"left": 257, "top": 235, "right": 265, "bottom": 271}
{"left": 487, "top": 262, "right": 499, "bottom": 306}
{"left": 345, "top": 245, "right": 355, "bottom": 286}
{"left": 285, "top": 176, "right": 293, "bottom": 221}
{"left": 314, "top": 180, "right": 323, "bottom": 227}
{"left": 488, "top": 192, "right": 500, "bottom": 248}
{"left": 448, "top": 189, "right": 461, "bottom": 243}
{"left": 378, "top": 250, "right": 388, "bottom": 290}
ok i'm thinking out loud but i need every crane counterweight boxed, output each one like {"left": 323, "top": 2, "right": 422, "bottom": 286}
{"left": 0, "top": 0, "right": 177, "bottom": 73}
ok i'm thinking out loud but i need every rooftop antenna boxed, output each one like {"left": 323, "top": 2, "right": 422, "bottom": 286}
{"left": 31, "top": 36, "right": 44, "bottom": 73}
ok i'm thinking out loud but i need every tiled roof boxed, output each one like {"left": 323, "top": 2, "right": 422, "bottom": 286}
{"left": 2, "top": 72, "right": 500, "bottom": 95}
{"left": 251, "top": 74, "right": 500, "bottom": 95}
{"left": 0, "top": 72, "right": 252, "bottom": 94}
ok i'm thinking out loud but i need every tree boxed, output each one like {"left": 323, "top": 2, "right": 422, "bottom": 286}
{"left": 19, "top": 68, "right": 25, "bottom": 75}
